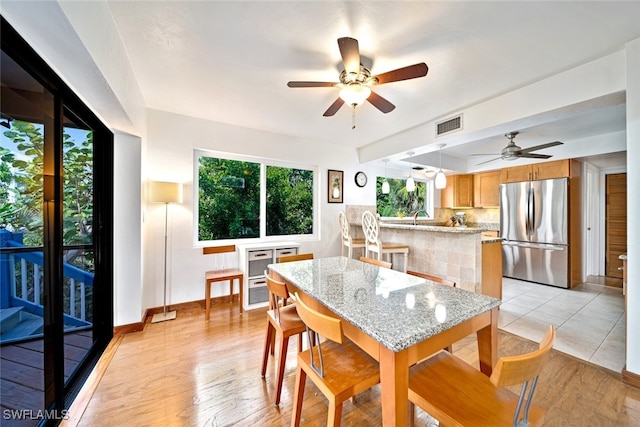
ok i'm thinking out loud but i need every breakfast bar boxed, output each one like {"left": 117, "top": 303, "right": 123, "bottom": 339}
{"left": 268, "top": 256, "right": 501, "bottom": 426}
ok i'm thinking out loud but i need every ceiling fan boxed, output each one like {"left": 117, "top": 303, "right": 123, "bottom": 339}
{"left": 287, "top": 37, "right": 428, "bottom": 119}
{"left": 473, "top": 132, "right": 563, "bottom": 165}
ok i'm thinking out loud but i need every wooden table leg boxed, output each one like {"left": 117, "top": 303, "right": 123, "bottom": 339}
{"left": 379, "top": 346, "right": 409, "bottom": 426}
{"left": 476, "top": 307, "right": 499, "bottom": 376}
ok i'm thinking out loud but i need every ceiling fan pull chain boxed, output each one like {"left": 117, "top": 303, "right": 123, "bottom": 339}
{"left": 352, "top": 105, "right": 356, "bottom": 130}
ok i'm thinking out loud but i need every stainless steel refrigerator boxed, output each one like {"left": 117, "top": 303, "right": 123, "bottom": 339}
{"left": 500, "top": 177, "right": 569, "bottom": 288}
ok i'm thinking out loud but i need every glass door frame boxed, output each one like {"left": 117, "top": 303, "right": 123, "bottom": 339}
{"left": 1, "top": 16, "right": 114, "bottom": 423}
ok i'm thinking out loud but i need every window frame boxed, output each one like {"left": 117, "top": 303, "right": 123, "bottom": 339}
{"left": 194, "top": 149, "right": 319, "bottom": 245}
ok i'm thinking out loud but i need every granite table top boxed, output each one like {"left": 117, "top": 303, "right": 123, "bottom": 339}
{"left": 268, "top": 256, "right": 501, "bottom": 352}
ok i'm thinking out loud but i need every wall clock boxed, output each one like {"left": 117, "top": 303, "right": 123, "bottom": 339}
{"left": 355, "top": 171, "right": 368, "bottom": 188}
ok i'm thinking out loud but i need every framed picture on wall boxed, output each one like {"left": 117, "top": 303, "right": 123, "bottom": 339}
{"left": 328, "top": 169, "right": 344, "bottom": 203}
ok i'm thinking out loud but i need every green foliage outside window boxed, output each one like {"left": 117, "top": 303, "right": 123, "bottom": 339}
{"left": 198, "top": 155, "right": 314, "bottom": 241}
{"left": 376, "top": 177, "right": 428, "bottom": 218}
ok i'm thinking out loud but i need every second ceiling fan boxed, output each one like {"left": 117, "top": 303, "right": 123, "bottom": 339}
{"left": 287, "top": 37, "right": 428, "bottom": 117}
{"left": 473, "top": 132, "right": 564, "bottom": 165}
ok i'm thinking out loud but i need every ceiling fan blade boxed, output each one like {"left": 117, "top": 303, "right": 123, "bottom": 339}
{"left": 373, "top": 63, "right": 429, "bottom": 84}
{"left": 476, "top": 157, "right": 502, "bottom": 165}
{"left": 519, "top": 153, "right": 553, "bottom": 159}
{"left": 338, "top": 37, "right": 360, "bottom": 75}
{"left": 518, "top": 141, "right": 563, "bottom": 154}
{"left": 287, "top": 81, "right": 338, "bottom": 88}
{"left": 367, "top": 90, "right": 395, "bottom": 113}
{"left": 323, "top": 98, "right": 345, "bottom": 117}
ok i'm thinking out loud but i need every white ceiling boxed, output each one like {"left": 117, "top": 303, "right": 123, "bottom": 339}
{"left": 64, "top": 2, "right": 640, "bottom": 170}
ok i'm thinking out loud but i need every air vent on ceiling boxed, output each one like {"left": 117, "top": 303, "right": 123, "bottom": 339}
{"left": 436, "top": 114, "right": 463, "bottom": 136}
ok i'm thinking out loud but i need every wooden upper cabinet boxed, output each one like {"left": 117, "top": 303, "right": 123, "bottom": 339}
{"left": 500, "top": 159, "right": 570, "bottom": 183}
{"left": 441, "top": 174, "right": 474, "bottom": 208}
{"left": 473, "top": 171, "right": 500, "bottom": 207}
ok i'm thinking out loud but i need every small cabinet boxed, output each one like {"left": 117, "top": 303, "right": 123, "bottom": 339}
{"left": 473, "top": 171, "right": 500, "bottom": 207}
{"left": 500, "top": 159, "right": 570, "bottom": 183}
{"left": 238, "top": 242, "right": 301, "bottom": 310}
{"left": 441, "top": 174, "right": 474, "bottom": 208}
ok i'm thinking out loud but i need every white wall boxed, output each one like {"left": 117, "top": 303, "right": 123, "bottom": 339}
{"left": 113, "top": 133, "right": 143, "bottom": 326}
{"left": 142, "top": 109, "right": 379, "bottom": 308}
{"left": 625, "top": 38, "right": 640, "bottom": 375}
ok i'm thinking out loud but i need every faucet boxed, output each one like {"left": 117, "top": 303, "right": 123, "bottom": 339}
{"left": 412, "top": 209, "right": 430, "bottom": 225}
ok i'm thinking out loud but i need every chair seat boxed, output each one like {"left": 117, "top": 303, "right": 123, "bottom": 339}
{"left": 266, "top": 304, "right": 307, "bottom": 333}
{"left": 298, "top": 339, "right": 380, "bottom": 403}
{"left": 409, "top": 350, "right": 545, "bottom": 427}
{"left": 379, "top": 242, "right": 409, "bottom": 252}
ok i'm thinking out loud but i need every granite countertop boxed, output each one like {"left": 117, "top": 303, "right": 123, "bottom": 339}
{"left": 619, "top": 253, "right": 627, "bottom": 260}
{"left": 268, "top": 256, "right": 501, "bottom": 352}
{"left": 379, "top": 222, "right": 485, "bottom": 234}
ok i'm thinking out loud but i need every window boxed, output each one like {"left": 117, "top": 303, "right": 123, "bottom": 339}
{"left": 196, "top": 151, "right": 316, "bottom": 242}
{"left": 376, "top": 177, "right": 433, "bottom": 218}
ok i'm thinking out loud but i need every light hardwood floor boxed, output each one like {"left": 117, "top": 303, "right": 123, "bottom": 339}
{"left": 66, "top": 299, "right": 640, "bottom": 426}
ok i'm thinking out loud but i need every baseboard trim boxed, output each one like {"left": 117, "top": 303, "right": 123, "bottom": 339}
{"left": 622, "top": 366, "right": 640, "bottom": 389}
{"left": 113, "top": 321, "right": 145, "bottom": 336}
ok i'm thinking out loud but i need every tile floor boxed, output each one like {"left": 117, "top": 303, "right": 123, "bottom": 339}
{"left": 499, "top": 277, "right": 626, "bottom": 372}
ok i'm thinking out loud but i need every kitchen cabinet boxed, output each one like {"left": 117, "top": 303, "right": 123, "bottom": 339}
{"left": 473, "top": 171, "right": 500, "bottom": 207}
{"left": 441, "top": 174, "right": 474, "bottom": 208}
{"left": 500, "top": 159, "right": 570, "bottom": 183}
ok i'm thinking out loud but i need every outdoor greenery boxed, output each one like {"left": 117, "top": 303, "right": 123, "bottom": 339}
{"left": 198, "top": 156, "right": 314, "bottom": 241}
{"left": 376, "top": 177, "right": 428, "bottom": 217}
{"left": 1, "top": 120, "right": 94, "bottom": 248}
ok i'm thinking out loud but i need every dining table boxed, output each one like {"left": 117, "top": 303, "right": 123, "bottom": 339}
{"left": 268, "top": 256, "right": 502, "bottom": 427}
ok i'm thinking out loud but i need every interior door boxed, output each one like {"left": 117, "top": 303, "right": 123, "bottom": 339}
{"left": 605, "top": 173, "right": 627, "bottom": 279}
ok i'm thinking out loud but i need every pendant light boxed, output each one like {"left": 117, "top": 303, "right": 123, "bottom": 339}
{"left": 435, "top": 144, "right": 447, "bottom": 189}
{"left": 381, "top": 159, "right": 390, "bottom": 194}
{"left": 406, "top": 152, "right": 415, "bottom": 192}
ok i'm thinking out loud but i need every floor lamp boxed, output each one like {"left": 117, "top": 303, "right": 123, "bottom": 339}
{"left": 150, "top": 181, "right": 183, "bottom": 323}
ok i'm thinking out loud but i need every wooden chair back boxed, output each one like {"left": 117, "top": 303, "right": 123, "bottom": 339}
{"left": 202, "top": 245, "right": 236, "bottom": 255}
{"left": 279, "top": 253, "right": 314, "bottom": 263}
{"left": 294, "top": 292, "right": 344, "bottom": 345}
{"left": 407, "top": 270, "right": 456, "bottom": 287}
{"left": 265, "top": 272, "right": 291, "bottom": 318}
{"left": 359, "top": 256, "right": 392, "bottom": 269}
{"left": 490, "top": 325, "right": 556, "bottom": 388}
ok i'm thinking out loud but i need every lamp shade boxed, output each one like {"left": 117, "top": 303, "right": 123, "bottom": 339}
{"left": 406, "top": 176, "right": 415, "bottom": 192}
{"left": 150, "top": 181, "right": 183, "bottom": 204}
{"left": 339, "top": 84, "right": 371, "bottom": 106}
{"left": 382, "top": 180, "right": 390, "bottom": 194}
{"left": 435, "top": 170, "right": 447, "bottom": 189}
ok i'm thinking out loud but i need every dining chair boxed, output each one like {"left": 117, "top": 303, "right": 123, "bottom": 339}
{"left": 338, "top": 211, "right": 366, "bottom": 258}
{"left": 359, "top": 256, "right": 392, "bottom": 269}
{"left": 361, "top": 210, "right": 409, "bottom": 272}
{"left": 202, "top": 245, "right": 244, "bottom": 319}
{"left": 406, "top": 270, "right": 456, "bottom": 287}
{"left": 260, "top": 272, "right": 307, "bottom": 406}
{"left": 279, "top": 252, "right": 314, "bottom": 263}
{"left": 408, "top": 325, "right": 555, "bottom": 427}
{"left": 291, "top": 292, "right": 380, "bottom": 427}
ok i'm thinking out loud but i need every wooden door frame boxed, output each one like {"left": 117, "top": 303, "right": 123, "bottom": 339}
{"left": 599, "top": 166, "right": 626, "bottom": 277}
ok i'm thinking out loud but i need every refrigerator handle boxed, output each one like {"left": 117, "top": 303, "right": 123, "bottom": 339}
{"left": 527, "top": 187, "right": 534, "bottom": 236}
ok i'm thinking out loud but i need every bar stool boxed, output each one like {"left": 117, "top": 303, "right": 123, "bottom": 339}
{"left": 361, "top": 210, "right": 409, "bottom": 272}
{"left": 338, "top": 211, "right": 365, "bottom": 258}
{"left": 203, "top": 246, "right": 244, "bottom": 319}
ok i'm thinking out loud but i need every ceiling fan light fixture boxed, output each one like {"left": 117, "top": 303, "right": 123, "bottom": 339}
{"left": 339, "top": 84, "right": 371, "bottom": 106}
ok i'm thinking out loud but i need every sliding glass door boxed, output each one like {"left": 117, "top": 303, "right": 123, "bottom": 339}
{"left": 1, "top": 17, "right": 113, "bottom": 426}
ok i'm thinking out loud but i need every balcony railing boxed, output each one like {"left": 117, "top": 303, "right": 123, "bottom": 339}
{"left": 0, "top": 229, "right": 93, "bottom": 342}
